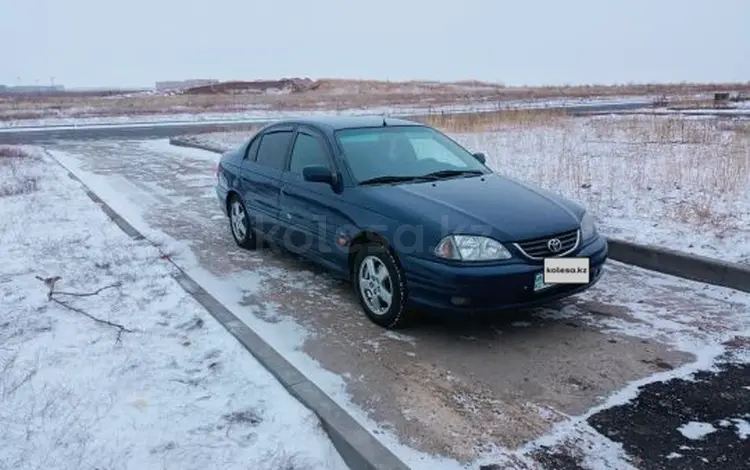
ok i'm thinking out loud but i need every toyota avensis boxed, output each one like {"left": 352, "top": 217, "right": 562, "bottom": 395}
{"left": 215, "top": 116, "right": 607, "bottom": 329}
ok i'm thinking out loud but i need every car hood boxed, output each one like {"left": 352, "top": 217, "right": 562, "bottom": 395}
{"left": 361, "top": 173, "right": 582, "bottom": 242}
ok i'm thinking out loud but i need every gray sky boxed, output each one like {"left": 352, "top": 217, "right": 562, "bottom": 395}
{"left": 2, "top": 0, "right": 748, "bottom": 88}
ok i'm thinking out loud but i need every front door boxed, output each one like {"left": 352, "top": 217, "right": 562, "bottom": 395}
{"left": 280, "top": 129, "right": 348, "bottom": 270}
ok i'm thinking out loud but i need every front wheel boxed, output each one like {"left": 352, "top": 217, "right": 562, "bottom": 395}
{"left": 228, "top": 195, "right": 256, "bottom": 249}
{"left": 352, "top": 243, "right": 411, "bottom": 329}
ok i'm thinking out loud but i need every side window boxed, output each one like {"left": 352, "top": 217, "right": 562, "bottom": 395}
{"left": 289, "top": 133, "right": 330, "bottom": 174}
{"left": 256, "top": 131, "right": 294, "bottom": 170}
{"left": 244, "top": 135, "right": 261, "bottom": 160}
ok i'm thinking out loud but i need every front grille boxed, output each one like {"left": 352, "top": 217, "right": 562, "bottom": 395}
{"left": 513, "top": 229, "right": 580, "bottom": 259}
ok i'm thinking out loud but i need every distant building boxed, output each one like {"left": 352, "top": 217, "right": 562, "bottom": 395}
{"left": 155, "top": 79, "right": 219, "bottom": 92}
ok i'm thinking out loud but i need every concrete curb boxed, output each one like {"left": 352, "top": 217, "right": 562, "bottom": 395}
{"left": 46, "top": 150, "right": 411, "bottom": 470}
{"left": 166, "top": 138, "right": 750, "bottom": 295}
{"left": 168, "top": 137, "right": 228, "bottom": 154}
{"left": 606, "top": 238, "right": 750, "bottom": 293}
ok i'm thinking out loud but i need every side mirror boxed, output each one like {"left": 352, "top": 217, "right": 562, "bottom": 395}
{"left": 472, "top": 152, "right": 487, "bottom": 164}
{"left": 302, "top": 165, "right": 334, "bottom": 184}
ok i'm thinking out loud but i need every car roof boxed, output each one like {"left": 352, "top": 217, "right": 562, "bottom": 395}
{"left": 274, "top": 115, "right": 425, "bottom": 132}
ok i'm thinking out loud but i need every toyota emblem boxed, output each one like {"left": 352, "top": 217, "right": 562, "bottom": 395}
{"left": 547, "top": 238, "right": 562, "bottom": 253}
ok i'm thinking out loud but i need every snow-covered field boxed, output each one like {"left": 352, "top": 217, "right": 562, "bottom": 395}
{"left": 0, "top": 95, "right": 656, "bottom": 129}
{"left": 185, "top": 113, "right": 750, "bottom": 264}
{"left": 0, "top": 146, "right": 348, "bottom": 470}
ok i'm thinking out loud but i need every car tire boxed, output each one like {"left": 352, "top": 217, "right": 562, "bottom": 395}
{"left": 352, "top": 243, "right": 411, "bottom": 329}
{"left": 228, "top": 195, "right": 256, "bottom": 249}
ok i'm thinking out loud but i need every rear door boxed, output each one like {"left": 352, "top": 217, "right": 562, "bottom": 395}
{"left": 240, "top": 126, "right": 294, "bottom": 237}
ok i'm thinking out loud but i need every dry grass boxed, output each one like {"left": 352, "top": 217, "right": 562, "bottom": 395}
{"left": 2, "top": 79, "right": 749, "bottom": 122}
{"left": 452, "top": 115, "right": 750, "bottom": 235}
{"left": 422, "top": 109, "right": 567, "bottom": 132}
{"left": 0, "top": 146, "right": 41, "bottom": 197}
{"left": 0, "top": 146, "right": 27, "bottom": 159}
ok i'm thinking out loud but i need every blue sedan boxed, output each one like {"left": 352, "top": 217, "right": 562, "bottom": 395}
{"left": 215, "top": 116, "right": 607, "bottom": 328}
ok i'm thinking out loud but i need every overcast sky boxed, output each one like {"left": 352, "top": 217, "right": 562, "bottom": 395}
{"left": 2, "top": 0, "right": 747, "bottom": 88}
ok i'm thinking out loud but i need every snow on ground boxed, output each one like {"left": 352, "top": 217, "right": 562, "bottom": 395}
{"left": 0, "top": 146, "right": 348, "bottom": 470}
{"left": 724, "top": 419, "right": 750, "bottom": 439}
{"left": 182, "top": 113, "right": 750, "bottom": 264}
{"left": 678, "top": 422, "right": 717, "bottom": 440}
{"left": 47, "top": 144, "right": 465, "bottom": 470}
{"left": 0, "top": 95, "right": 654, "bottom": 129}
{"left": 47, "top": 139, "right": 750, "bottom": 470}
{"left": 618, "top": 108, "right": 750, "bottom": 117}
{"left": 634, "top": 100, "right": 750, "bottom": 116}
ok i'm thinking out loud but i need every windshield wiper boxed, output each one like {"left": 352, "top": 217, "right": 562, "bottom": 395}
{"left": 358, "top": 170, "right": 485, "bottom": 186}
{"left": 420, "top": 169, "right": 485, "bottom": 180}
{"left": 358, "top": 175, "right": 431, "bottom": 186}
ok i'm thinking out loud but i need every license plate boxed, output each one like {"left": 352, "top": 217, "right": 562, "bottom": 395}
{"left": 534, "top": 272, "right": 552, "bottom": 292}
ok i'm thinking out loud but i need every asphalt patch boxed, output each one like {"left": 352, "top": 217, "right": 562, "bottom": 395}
{"left": 531, "top": 447, "right": 587, "bottom": 470}
{"left": 587, "top": 362, "right": 750, "bottom": 470}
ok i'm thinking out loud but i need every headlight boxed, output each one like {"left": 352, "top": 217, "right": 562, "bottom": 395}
{"left": 435, "top": 235, "right": 512, "bottom": 261}
{"left": 580, "top": 212, "right": 597, "bottom": 240}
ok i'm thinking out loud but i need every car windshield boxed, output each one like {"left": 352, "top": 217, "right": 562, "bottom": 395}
{"left": 334, "top": 125, "right": 488, "bottom": 184}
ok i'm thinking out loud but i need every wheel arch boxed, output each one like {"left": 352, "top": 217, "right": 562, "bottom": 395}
{"left": 225, "top": 190, "right": 242, "bottom": 214}
{"left": 347, "top": 230, "right": 403, "bottom": 276}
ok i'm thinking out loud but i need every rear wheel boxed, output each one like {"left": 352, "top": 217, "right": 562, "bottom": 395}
{"left": 228, "top": 195, "right": 256, "bottom": 249}
{"left": 352, "top": 243, "right": 411, "bottom": 328}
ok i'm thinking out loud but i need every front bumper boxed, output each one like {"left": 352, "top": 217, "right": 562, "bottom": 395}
{"left": 401, "top": 234, "right": 608, "bottom": 313}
